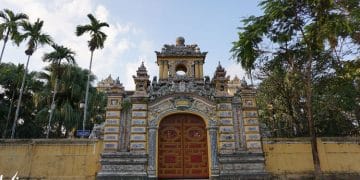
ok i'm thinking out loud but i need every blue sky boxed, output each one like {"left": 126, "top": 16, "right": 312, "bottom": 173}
{"left": 0, "top": 0, "right": 262, "bottom": 89}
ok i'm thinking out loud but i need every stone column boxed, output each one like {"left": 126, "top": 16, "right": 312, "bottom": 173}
{"left": 130, "top": 104, "right": 148, "bottom": 154}
{"left": 147, "top": 126, "right": 157, "bottom": 178}
{"left": 208, "top": 125, "right": 219, "bottom": 177}
{"left": 103, "top": 96, "right": 122, "bottom": 151}
{"left": 194, "top": 61, "right": 199, "bottom": 79}
{"left": 163, "top": 60, "right": 169, "bottom": 79}
{"left": 217, "top": 102, "right": 236, "bottom": 154}
{"left": 241, "top": 89, "right": 262, "bottom": 152}
{"left": 159, "top": 61, "right": 164, "bottom": 79}
{"left": 199, "top": 61, "right": 204, "bottom": 78}
{"left": 232, "top": 102, "right": 242, "bottom": 151}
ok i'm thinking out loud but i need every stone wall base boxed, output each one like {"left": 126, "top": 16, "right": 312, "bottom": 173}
{"left": 218, "top": 151, "right": 269, "bottom": 179}
{"left": 272, "top": 173, "right": 360, "bottom": 180}
{"left": 96, "top": 152, "right": 147, "bottom": 180}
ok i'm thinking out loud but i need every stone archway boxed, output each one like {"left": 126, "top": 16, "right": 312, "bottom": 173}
{"left": 157, "top": 113, "right": 209, "bottom": 179}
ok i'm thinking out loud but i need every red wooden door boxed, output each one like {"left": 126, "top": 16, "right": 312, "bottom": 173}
{"left": 158, "top": 114, "right": 209, "bottom": 179}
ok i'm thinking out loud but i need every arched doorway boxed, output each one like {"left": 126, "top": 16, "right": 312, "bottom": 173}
{"left": 158, "top": 113, "right": 209, "bottom": 179}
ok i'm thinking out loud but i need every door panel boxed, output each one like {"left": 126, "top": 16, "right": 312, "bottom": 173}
{"left": 158, "top": 118, "right": 183, "bottom": 178}
{"left": 158, "top": 114, "right": 209, "bottom": 179}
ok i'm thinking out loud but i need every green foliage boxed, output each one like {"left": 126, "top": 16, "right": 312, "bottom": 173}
{"left": 0, "top": 62, "right": 107, "bottom": 138}
{"left": 75, "top": 13, "right": 109, "bottom": 132}
{"left": 42, "top": 44, "right": 76, "bottom": 138}
{"left": 43, "top": 44, "right": 76, "bottom": 67}
{"left": 0, "top": 9, "right": 109, "bottom": 139}
{"left": 0, "top": 8, "right": 28, "bottom": 44}
{"left": 20, "top": 18, "right": 53, "bottom": 55}
{"left": 0, "top": 8, "right": 29, "bottom": 63}
{"left": 0, "top": 63, "right": 44, "bottom": 138}
{"left": 75, "top": 14, "right": 109, "bottom": 52}
{"left": 233, "top": 0, "right": 360, "bottom": 137}
{"left": 36, "top": 64, "right": 106, "bottom": 138}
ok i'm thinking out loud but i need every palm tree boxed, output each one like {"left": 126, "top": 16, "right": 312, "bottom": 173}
{"left": 43, "top": 44, "right": 75, "bottom": 138}
{"left": 0, "top": 9, "right": 28, "bottom": 63}
{"left": 76, "top": 13, "right": 109, "bottom": 134}
{"left": 11, "top": 18, "right": 52, "bottom": 139}
{"left": 36, "top": 64, "right": 96, "bottom": 138}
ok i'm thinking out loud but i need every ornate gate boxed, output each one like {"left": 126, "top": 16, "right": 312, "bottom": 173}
{"left": 158, "top": 114, "right": 209, "bottom": 179}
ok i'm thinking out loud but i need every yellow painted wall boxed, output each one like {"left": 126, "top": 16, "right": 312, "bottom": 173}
{"left": 0, "top": 139, "right": 102, "bottom": 179}
{"left": 318, "top": 138, "right": 360, "bottom": 173}
{"left": 263, "top": 137, "right": 360, "bottom": 175}
{"left": 0, "top": 138, "right": 359, "bottom": 179}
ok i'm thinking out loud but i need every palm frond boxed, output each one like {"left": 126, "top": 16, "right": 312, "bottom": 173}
{"left": 20, "top": 20, "right": 32, "bottom": 31}
{"left": 98, "top": 22, "right": 109, "bottom": 28}
{"left": 76, "top": 25, "right": 92, "bottom": 36}
{"left": 4, "top": 9, "right": 14, "bottom": 20}
{"left": 76, "top": 14, "right": 109, "bottom": 51}
{"left": 87, "top": 14, "right": 98, "bottom": 25}
{"left": 38, "top": 34, "right": 53, "bottom": 46}
{"left": 0, "top": 9, "right": 28, "bottom": 45}
{"left": 14, "top": 13, "right": 28, "bottom": 21}
{"left": 0, "top": 10, "right": 6, "bottom": 20}
{"left": 20, "top": 18, "right": 52, "bottom": 54}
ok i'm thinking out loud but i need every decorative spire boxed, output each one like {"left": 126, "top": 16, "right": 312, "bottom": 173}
{"left": 214, "top": 62, "right": 227, "bottom": 79}
{"left": 212, "top": 62, "right": 230, "bottom": 96}
{"left": 133, "top": 62, "right": 150, "bottom": 94}
{"left": 134, "top": 61, "right": 149, "bottom": 77}
{"left": 97, "top": 74, "right": 124, "bottom": 94}
{"left": 176, "top": 36, "right": 185, "bottom": 46}
{"left": 155, "top": 37, "right": 207, "bottom": 57}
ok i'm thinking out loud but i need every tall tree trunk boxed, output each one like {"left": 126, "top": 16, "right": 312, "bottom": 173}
{"left": 2, "top": 90, "right": 15, "bottom": 138}
{"left": 305, "top": 54, "right": 321, "bottom": 177}
{"left": 0, "top": 30, "right": 10, "bottom": 63}
{"left": 83, "top": 50, "right": 94, "bottom": 134}
{"left": 11, "top": 55, "right": 31, "bottom": 139}
{"left": 46, "top": 78, "right": 58, "bottom": 138}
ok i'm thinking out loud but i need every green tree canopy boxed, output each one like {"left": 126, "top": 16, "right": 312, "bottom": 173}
{"left": 231, "top": 0, "right": 360, "bottom": 175}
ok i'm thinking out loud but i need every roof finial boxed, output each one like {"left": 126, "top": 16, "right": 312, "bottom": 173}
{"left": 176, "top": 36, "right": 185, "bottom": 46}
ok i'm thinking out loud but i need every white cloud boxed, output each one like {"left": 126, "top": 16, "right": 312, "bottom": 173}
{"left": 225, "top": 63, "right": 248, "bottom": 81}
{"left": 95, "top": 5, "right": 109, "bottom": 22}
{"left": 0, "top": 0, "right": 151, "bottom": 90}
{"left": 124, "top": 60, "right": 141, "bottom": 90}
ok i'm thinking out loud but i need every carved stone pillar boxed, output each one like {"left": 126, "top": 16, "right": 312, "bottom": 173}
{"left": 159, "top": 61, "right": 164, "bottom": 79}
{"left": 194, "top": 61, "right": 199, "bottom": 79}
{"left": 147, "top": 126, "right": 157, "bottom": 178}
{"left": 208, "top": 125, "right": 219, "bottom": 177}
{"left": 232, "top": 98, "right": 243, "bottom": 151}
{"left": 163, "top": 60, "right": 169, "bottom": 79}
{"left": 199, "top": 62, "right": 204, "bottom": 78}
